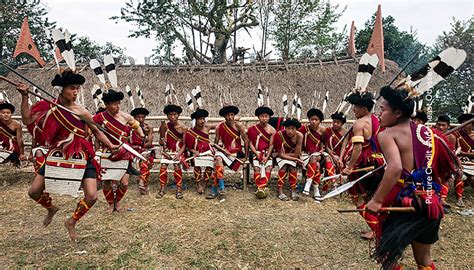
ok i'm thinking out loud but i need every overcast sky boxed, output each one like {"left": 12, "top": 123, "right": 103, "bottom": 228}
{"left": 42, "top": 0, "right": 472, "bottom": 64}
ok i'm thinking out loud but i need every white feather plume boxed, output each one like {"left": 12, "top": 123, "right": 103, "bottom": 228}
{"left": 104, "top": 54, "right": 118, "bottom": 88}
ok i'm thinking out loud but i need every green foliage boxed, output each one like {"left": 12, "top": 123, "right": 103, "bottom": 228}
{"left": 72, "top": 36, "right": 127, "bottom": 64}
{"left": 269, "top": 0, "right": 346, "bottom": 60}
{"left": 112, "top": 0, "right": 259, "bottom": 64}
{"left": 429, "top": 18, "right": 473, "bottom": 120}
{"left": 355, "top": 14, "right": 429, "bottom": 74}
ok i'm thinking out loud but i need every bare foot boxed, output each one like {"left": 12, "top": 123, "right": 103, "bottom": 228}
{"left": 64, "top": 218, "right": 78, "bottom": 242}
{"left": 43, "top": 206, "right": 59, "bottom": 227}
{"left": 361, "top": 231, "right": 374, "bottom": 240}
{"left": 106, "top": 203, "right": 115, "bottom": 214}
{"left": 197, "top": 182, "right": 204, "bottom": 194}
{"left": 115, "top": 202, "right": 124, "bottom": 212}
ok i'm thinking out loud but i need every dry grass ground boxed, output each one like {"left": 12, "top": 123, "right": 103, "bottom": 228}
{"left": 0, "top": 166, "right": 473, "bottom": 269}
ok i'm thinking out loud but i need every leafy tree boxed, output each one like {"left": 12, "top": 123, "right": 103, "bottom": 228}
{"left": 72, "top": 36, "right": 127, "bottom": 64}
{"left": 0, "top": 2, "right": 56, "bottom": 73}
{"left": 269, "top": 0, "right": 345, "bottom": 60}
{"left": 112, "top": 0, "right": 259, "bottom": 64}
{"left": 355, "top": 14, "right": 429, "bottom": 74}
{"left": 429, "top": 18, "right": 473, "bottom": 120}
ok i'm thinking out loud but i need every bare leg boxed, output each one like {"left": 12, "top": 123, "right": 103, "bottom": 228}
{"left": 102, "top": 181, "right": 115, "bottom": 213}
{"left": 28, "top": 174, "right": 59, "bottom": 227}
{"left": 65, "top": 178, "right": 98, "bottom": 241}
{"left": 411, "top": 241, "right": 434, "bottom": 268}
{"left": 115, "top": 174, "right": 130, "bottom": 212}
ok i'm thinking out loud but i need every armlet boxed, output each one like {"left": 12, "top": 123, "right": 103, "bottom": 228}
{"left": 130, "top": 120, "right": 140, "bottom": 130}
{"left": 351, "top": 135, "right": 364, "bottom": 144}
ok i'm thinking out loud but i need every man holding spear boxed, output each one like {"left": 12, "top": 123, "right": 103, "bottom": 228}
{"left": 366, "top": 47, "right": 466, "bottom": 269}
{"left": 367, "top": 85, "right": 458, "bottom": 270}
{"left": 13, "top": 70, "right": 119, "bottom": 241}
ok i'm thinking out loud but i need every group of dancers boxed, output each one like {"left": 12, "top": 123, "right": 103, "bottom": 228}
{"left": 0, "top": 44, "right": 472, "bottom": 269}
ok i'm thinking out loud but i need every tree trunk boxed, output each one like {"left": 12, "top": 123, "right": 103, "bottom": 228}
{"left": 214, "top": 33, "right": 229, "bottom": 64}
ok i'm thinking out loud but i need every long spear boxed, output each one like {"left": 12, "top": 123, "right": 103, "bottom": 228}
{"left": 320, "top": 164, "right": 386, "bottom": 200}
{"left": 0, "top": 73, "right": 146, "bottom": 161}
{"left": 445, "top": 118, "right": 474, "bottom": 135}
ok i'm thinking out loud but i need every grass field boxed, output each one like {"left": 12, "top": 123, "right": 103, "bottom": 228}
{"left": 0, "top": 167, "right": 473, "bottom": 268}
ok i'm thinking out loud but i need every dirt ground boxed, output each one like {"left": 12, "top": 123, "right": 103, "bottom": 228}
{"left": 0, "top": 166, "right": 473, "bottom": 269}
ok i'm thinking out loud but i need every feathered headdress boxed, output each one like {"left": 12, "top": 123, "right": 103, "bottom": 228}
{"left": 341, "top": 53, "right": 379, "bottom": 111}
{"left": 218, "top": 85, "right": 239, "bottom": 117}
{"left": 382, "top": 47, "right": 467, "bottom": 117}
{"left": 89, "top": 54, "right": 121, "bottom": 110}
{"left": 163, "top": 83, "right": 182, "bottom": 115}
{"left": 186, "top": 86, "right": 207, "bottom": 126}
{"left": 255, "top": 83, "right": 274, "bottom": 117}
{"left": 52, "top": 28, "right": 75, "bottom": 72}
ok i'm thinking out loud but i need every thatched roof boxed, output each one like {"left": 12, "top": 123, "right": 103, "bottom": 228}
{"left": 1, "top": 56, "right": 400, "bottom": 118}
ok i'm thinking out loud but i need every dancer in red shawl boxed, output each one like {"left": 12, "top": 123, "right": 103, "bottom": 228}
{"left": 367, "top": 86, "right": 457, "bottom": 270}
{"left": 157, "top": 104, "right": 188, "bottom": 199}
{"left": 271, "top": 118, "right": 303, "bottom": 201}
{"left": 451, "top": 113, "right": 474, "bottom": 207}
{"left": 130, "top": 107, "right": 154, "bottom": 195}
{"left": 15, "top": 70, "right": 117, "bottom": 241}
{"left": 94, "top": 90, "right": 144, "bottom": 213}
{"left": 300, "top": 108, "right": 328, "bottom": 200}
{"left": 184, "top": 108, "right": 219, "bottom": 195}
{"left": 247, "top": 106, "right": 276, "bottom": 199}
{"left": 0, "top": 102, "right": 26, "bottom": 166}
{"left": 433, "top": 115, "right": 458, "bottom": 207}
{"left": 26, "top": 100, "right": 49, "bottom": 173}
{"left": 207, "top": 105, "right": 248, "bottom": 200}
{"left": 325, "top": 111, "right": 347, "bottom": 164}
{"left": 339, "top": 92, "right": 384, "bottom": 239}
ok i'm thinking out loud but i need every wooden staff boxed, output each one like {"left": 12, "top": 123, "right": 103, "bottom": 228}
{"left": 338, "top": 207, "right": 415, "bottom": 213}
{"left": 445, "top": 118, "right": 474, "bottom": 135}
{"left": 350, "top": 166, "right": 375, "bottom": 173}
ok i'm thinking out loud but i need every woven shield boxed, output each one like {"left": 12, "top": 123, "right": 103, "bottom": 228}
{"left": 44, "top": 149, "right": 87, "bottom": 197}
